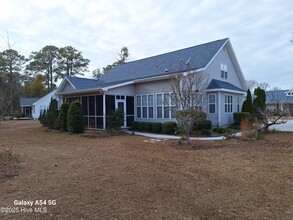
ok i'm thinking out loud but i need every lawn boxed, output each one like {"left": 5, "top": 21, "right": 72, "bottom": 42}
{"left": 0, "top": 120, "right": 292, "bottom": 219}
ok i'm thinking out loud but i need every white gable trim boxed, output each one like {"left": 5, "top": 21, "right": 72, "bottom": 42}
{"left": 102, "top": 81, "right": 134, "bottom": 91}
{"left": 206, "top": 88, "right": 246, "bottom": 95}
{"left": 56, "top": 77, "right": 76, "bottom": 94}
{"left": 32, "top": 90, "right": 57, "bottom": 105}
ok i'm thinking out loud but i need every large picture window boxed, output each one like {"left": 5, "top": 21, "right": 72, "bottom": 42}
{"left": 225, "top": 95, "right": 233, "bottom": 113}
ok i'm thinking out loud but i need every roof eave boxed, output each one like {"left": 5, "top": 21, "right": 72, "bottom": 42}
{"left": 58, "top": 88, "right": 103, "bottom": 96}
{"left": 206, "top": 88, "right": 246, "bottom": 94}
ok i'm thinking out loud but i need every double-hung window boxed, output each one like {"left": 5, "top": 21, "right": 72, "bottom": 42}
{"left": 225, "top": 95, "right": 233, "bottom": 113}
{"left": 208, "top": 94, "right": 216, "bottom": 114}
{"left": 221, "top": 64, "right": 228, "bottom": 79}
{"left": 157, "top": 93, "right": 176, "bottom": 119}
{"left": 137, "top": 94, "right": 154, "bottom": 118}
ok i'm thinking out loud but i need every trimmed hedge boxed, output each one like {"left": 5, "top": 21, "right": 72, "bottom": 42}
{"left": 132, "top": 121, "right": 139, "bottom": 130}
{"left": 193, "top": 119, "right": 212, "bottom": 131}
{"left": 233, "top": 112, "right": 251, "bottom": 125}
{"left": 144, "top": 122, "right": 152, "bottom": 132}
{"left": 151, "top": 122, "right": 162, "bottom": 133}
{"left": 162, "top": 121, "right": 177, "bottom": 134}
{"left": 132, "top": 121, "right": 163, "bottom": 133}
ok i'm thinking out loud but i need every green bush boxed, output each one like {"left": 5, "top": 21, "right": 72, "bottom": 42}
{"left": 58, "top": 102, "right": 69, "bottom": 131}
{"left": 67, "top": 101, "right": 84, "bottom": 133}
{"left": 47, "top": 99, "right": 59, "bottom": 129}
{"left": 194, "top": 119, "right": 212, "bottom": 130}
{"left": 144, "top": 122, "right": 152, "bottom": 131}
{"left": 201, "top": 129, "right": 212, "bottom": 136}
{"left": 40, "top": 109, "right": 48, "bottom": 126}
{"left": 106, "top": 109, "right": 124, "bottom": 130}
{"left": 132, "top": 121, "right": 139, "bottom": 130}
{"left": 138, "top": 122, "right": 145, "bottom": 131}
{"left": 151, "top": 122, "right": 162, "bottom": 133}
{"left": 233, "top": 112, "right": 251, "bottom": 125}
{"left": 213, "top": 127, "right": 227, "bottom": 134}
{"left": 162, "top": 121, "right": 177, "bottom": 134}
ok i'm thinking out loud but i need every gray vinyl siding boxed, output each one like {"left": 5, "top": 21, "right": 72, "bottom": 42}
{"left": 104, "top": 84, "right": 135, "bottom": 96}
{"left": 63, "top": 82, "right": 75, "bottom": 92}
{"left": 204, "top": 46, "right": 243, "bottom": 89}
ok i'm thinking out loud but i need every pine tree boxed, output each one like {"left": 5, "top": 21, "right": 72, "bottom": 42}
{"left": 242, "top": 89, "right": 254, "bottom": 116}
{"left": 58, "top": 102, "right": 69, "bottom": 131}
{"left": 67, "top": 101, "right": 84, "bottom": 133}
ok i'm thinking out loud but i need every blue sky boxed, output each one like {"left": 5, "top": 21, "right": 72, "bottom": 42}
{"left": 0, "top": 0, "right": 292, "bottom": 89}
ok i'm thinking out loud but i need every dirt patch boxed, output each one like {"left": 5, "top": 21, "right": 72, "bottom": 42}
{"left": 0, "top": 120, "right": 292, "bottom": 219}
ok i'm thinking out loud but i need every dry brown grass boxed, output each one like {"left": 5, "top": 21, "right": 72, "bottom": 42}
{"left": 0, "top": 120, "right": 292, "bottom": 219}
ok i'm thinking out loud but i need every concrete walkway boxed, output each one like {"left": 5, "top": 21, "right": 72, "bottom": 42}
{"left": 126, "top": 130, "right": 242, "bottom": 141}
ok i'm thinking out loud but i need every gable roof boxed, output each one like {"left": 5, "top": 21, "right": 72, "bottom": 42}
{"left": 206, "top": 79, "right": 245, "bottom": 93}
{"left": 266, "top": 90, "right": 293, "bottom": 103}
{"left": 20, "top": 97, "right": 40, "bottom": 106}
{"left": 98, "top": 38, "right": 229, "bottom": 84}
{"left": 32, "top": 89, "right": 57, "bottom": 105}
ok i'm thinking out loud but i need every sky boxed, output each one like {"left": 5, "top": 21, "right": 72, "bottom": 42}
{"left": 0, "top": 0, "right": 292, "bottom": 89}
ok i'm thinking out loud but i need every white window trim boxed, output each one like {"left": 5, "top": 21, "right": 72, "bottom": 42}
{"left": 156, "top": 92, "right": 176, "bottom": 119}
{"left": 224, "top": 94, "right": 233, "bottom": 114}
{"left": 221, "top": 63, "right": 228, "bottom": 79}
{"left": 208, "top": 94, "right": 216, "bottom": 114}
{"left": 136, "top": 94, "right": 154, "bottom": 119}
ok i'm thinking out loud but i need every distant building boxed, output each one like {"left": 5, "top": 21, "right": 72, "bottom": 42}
{"left": 20, "top": 90, "right": 59, "bottom": 119}
{"left": 266, "top": 89, "right": 293, "bottom": 115}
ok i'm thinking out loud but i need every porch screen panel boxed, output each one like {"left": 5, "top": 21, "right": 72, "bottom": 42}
{"left": 88, "top": 96, "right": 95, "bottom": 115}
{"left": 82, "top": 96, "right": 88, "bottom": 115}
{"left": 106, "top": 95, "right": 115, "bottom": 115}
{"left": 126, "top": 96, "right": 134, "bottom": 127}
{"left": 96, "top": 95, "right": 103, "bottom": 116}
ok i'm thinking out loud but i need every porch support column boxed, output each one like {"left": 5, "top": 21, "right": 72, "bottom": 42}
{"left": 103, "top": 94, "right": 106, "bottom": 130}
{"left": 218, "top": 92, "right": 221, "bottom": 126}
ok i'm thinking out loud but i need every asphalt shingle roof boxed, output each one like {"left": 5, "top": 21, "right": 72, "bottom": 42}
{"left": 66, "top": 76, "right": 119, "bottom": 91}
{"left": 20, "top": 97, "right": 40, "bottom": 106}
{"left": 266, "top": 90, "right": 293, "bottom": 103}
{"left": 206, "top": 79, "right": 245, "bottom": 92}
{"left": 98, "top": 38, "right": 228, "bottom": 84}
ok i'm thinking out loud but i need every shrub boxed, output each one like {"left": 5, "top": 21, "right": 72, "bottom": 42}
{"left": 106, "top": 109, "right": 124, "bottom": 130}
{"left": 67, "top": 101, "right": 84, "bottom": 133}
{"left": 58, "top": 102, "right": 69, "bottom": 131}
{"left": 132, "top": 121, "right": 139, "bottom": 130}
{"left": 151, "top": 122, "right": 162, "bottom": 133}
{"left": 47, "top": 99, "right": 59, "bottom": 129}
{"left": 233, "top": 112, "right": 251, "bottom": 125}
{"left": 162, "top": 121, "right": 177, "bottom": 134}
{"left": 201, "top": 129, "right": 212, "bottom": 136}
{"left": 194, "top": 119, "right": 212, "bottom": 130}
{"left": 144, "top": 122, "right": 152, "bottom": 131}
{"left": 40, "top": 109, "right": 48, "bottom": 126}
{"left": 138, "top": 122, "right": 145, "bottom": 131}
{"left": 213, "top": 127, "right": 227, "bottom": 134}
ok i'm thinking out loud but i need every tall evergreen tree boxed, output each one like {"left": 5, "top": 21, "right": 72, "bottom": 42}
{"left": 55, "top": 46, "right": 90, "bottom": 80}
{"left": 67, "top": 101, "right": 84, "bottom": 133}
{"left": 242, "top": 89, "right": 254, "bottom": 115}
{"left": 58, "top": 102, "right": 69, "bottom": 131}
{"left": 0, "top": 49, "right": 27, "bottom": 114}
{"left": 26, "top": 45, "right": 59, "bottom": 92}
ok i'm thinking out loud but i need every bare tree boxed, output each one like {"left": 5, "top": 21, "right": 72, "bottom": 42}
{"left": 171, "top": 71, "right": 208, "bottom": 143}
{"left": 254, "top": 108, "right": 287, "bottom": 140}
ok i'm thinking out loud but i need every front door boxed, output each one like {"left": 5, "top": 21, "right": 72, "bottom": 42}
{"left": 116, "top": 100, "right": 126, "bottom": 127}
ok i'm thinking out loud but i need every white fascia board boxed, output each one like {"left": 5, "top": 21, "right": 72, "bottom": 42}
{"left": 102, "top": 81, "right": 135, "bottom": 91}
{"left": 206, "top": 88, "right": 246, "bottom": 95}
{"left": 204, "top": 38, "right": 229, "bottom": 72}
{"left": 58, "top": 88, "right": 103, "bottom": 96}
{"left": 32, "top": 90, "right": 56, "bottom": 105}
{"left": 56, "top": 77, "right": 77, "bottom": 94}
